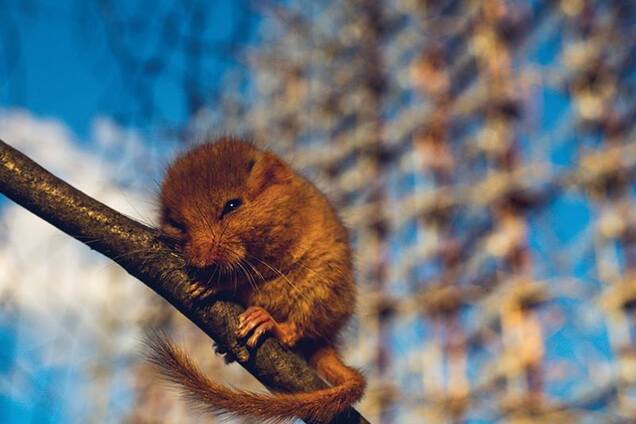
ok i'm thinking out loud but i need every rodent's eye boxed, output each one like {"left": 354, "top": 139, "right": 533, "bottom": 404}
{"left": 221, "top": 198, "right": 243, "bottom": 218}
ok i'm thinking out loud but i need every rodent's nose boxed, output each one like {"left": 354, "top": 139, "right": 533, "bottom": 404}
{"left": 186, "top": 240, "right": 223, "bottom": 268}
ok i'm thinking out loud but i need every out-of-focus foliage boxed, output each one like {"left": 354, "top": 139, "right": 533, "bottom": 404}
{"left": 207, "top": 1, "right": 636, "bottom": 423}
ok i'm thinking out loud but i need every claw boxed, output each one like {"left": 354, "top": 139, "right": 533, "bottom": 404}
{"left": 247, "top": 321, "right": 274, "bottom": 347}
{"left": 237, "top": 306, "right": 278, "bottom": 346}
{"left": 237, "top": 308, "right": 271, "bottom": 338}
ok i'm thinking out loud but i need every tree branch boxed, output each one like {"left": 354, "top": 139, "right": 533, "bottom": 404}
{"left": 0, "top": 139, "right": 369, "bottom": 424}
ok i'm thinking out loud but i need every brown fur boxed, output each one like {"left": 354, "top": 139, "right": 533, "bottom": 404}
{"left": 152, "top": 138, "right": 365, "bottom": 423}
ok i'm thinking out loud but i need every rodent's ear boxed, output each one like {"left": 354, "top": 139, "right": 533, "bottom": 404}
{"left": 247, "top": 152, "right": 291, "bottom": 195}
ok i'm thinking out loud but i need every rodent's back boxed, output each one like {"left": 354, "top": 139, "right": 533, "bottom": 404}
{"left": 233, "top": 156, "right": 355, "bottom": 344}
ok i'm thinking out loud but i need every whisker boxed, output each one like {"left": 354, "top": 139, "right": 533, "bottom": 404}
{"left": 290, "top": 260, "right": 321, "bottom": 279}
{"left": 242, "top": 257, "right": 266, "bottom": 284}
{"left": 109, "top": 247, "right": 160, "bottom": 262}
{"left": 242, "top": 239, "right": 323, "bottom": 279}
{"left": 205, "top": 266, "right": 217, "bottom": 287}
{"left": 222, "top": 247, "right": 259, "bottom": 293}
{"left": 218, "top": 220, "right": 231, "bottom": 248}
{"left": 194, "top": 202, "right": 215, "bottom": 235}
{"left": 243, "top": 259, "right": 260, "bottom": 292}
{"left": 236, "top": 259, "right": 258, "bottom": 293}
{"left": 245, "top": 252, "right": 298, "bottom": 292}
{"left": 242, "top": 251, "right": 322, "bottom": 307}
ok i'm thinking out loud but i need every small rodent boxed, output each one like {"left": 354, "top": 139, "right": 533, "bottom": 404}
{"left": 149, "top": 138, "right": 365, "bottom": 423}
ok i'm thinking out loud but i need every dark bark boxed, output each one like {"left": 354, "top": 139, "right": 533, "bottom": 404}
{"left": 0, "top": 139, "right": 369, "bottom": 424}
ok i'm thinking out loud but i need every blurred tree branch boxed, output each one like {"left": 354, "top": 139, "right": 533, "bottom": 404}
{"left": 0, "top": 139, "right": 369, "bottom": 424}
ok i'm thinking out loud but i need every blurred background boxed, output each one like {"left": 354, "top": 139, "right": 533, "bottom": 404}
{"left": 1, "top": 0, "right": 636, "bottom": 423}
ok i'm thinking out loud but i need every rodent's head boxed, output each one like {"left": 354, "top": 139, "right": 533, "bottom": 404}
{"left": 159, "top": 138, "right": 303, "bottom": 284}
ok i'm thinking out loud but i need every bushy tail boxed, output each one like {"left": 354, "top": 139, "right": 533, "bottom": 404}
{"left": 145, "top": 333, "right": 365, "bottom": 424}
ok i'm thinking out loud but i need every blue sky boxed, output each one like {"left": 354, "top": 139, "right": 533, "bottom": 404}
{"left": 1, "top": 2, "right": 633, "bottom": 423}
{"left": 1, "top": 1, "right": 253, "bottom": 138}
{"left": 0, "top": 2, "right": 256, "bottom": 422}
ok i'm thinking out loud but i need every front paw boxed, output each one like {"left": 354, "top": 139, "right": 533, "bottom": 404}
{"left": 237, "top": 306, "right": 277, "bottom": 348}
